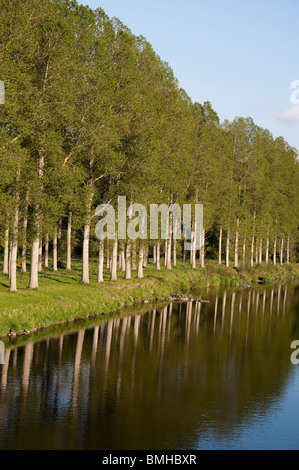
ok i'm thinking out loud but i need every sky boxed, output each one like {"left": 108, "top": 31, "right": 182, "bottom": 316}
{"left": 79, "top": 0, "right": 299, "bottom": 151}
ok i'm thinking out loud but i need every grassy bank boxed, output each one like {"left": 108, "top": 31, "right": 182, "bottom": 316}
{"left": 0, "top": 259, "right": 298, "bottom": 337}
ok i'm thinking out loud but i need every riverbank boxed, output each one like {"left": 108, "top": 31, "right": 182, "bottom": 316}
{"left": 0, "top": 260, "right": 298, "bottom": 338}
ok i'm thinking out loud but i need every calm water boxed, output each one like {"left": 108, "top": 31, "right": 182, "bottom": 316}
{"left": 0, "top": 282, "right": 299, "bottom": 450}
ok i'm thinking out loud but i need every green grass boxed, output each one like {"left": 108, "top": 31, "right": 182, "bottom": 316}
{"left": 0, "top": 259, "right": 298, "bottom": 337}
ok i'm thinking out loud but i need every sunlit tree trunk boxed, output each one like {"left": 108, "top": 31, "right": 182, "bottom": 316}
{"left": 137, "top": 241, "right": 144, "bottom": 279}
{"left": 164, "top": 240, "right": 168, "bottom": 267}
{"left": 81, "top": 189, "right": 93, "bottom": 285}
{"left": 38, "top": 238, "right": 43, "bottom": 272}
{"left": 173, "top": 240, "right": 177, "bottom": 267}
{"left": 226, "top": 230, "right": 230, "bottom": 268}
{"left": 120, "top": 242, "right": 126, "bottom": 272}
{"left": 81, "top": 223, "right": 90, "bottom": 283}
{"left": 29, "top": 153, "right": 44, "bottom": 290}
{"left": 110, "top": 233, "right": 118, "bottom": 281}
{"left": 265, "top": 236, "right": 270, "bottom": 265}
{"left": 44, "top": 234, "right": 49, "bottom": 268}
{"left": 97, "top": 239, "right": 104, "bottom": 283}
{"left": 280, "top": 237, "right": 284, "bottom": 266}
{"left": 191, "top": 221, "right": 197, "bottom": 269}
{"left": 28, "top": 238, "right": 40, "bottom": 289}
{"left": 125, "top": 240, "right": 131, "bottom": 280}
{"left": 106, "top": 243, "right": 110, "bottom": 270}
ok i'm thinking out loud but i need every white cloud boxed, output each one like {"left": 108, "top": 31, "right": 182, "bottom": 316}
{"left": 277, "top": 104, "right": 299, "bottom": 125}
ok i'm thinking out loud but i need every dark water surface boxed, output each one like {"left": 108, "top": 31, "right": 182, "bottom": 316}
{"left": 1, "top": 282, "right": 299, "bottom": 450}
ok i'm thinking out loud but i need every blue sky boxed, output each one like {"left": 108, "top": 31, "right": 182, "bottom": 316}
{"left": 79, "top": 0, "right": 299, "bottom": 151}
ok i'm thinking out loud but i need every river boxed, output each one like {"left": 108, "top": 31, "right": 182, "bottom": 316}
{"left": 0, "top": 282, "right": 299, "bottom": 450}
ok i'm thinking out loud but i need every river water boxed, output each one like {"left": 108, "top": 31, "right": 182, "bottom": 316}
{"left": 0, "top": 282, "right": 299, "bottom": 450}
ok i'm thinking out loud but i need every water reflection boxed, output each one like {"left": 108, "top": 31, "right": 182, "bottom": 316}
{"left": 0, "top": 283, "right": 299, "bottom": 450}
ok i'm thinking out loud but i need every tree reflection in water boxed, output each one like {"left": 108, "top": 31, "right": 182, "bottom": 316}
{"left": 0, "top": 282, "right": 299, "bottom": 450}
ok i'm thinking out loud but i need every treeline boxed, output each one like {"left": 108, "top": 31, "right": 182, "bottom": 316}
{"left": 0, "top": 0, "right": 298, "bottom": 292}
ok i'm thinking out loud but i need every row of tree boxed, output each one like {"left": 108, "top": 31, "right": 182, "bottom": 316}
{"left": 0, "top": 0, "right": 298, "bottom": 292}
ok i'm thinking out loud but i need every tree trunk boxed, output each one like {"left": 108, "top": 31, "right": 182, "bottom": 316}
{"left": 9, "top": 202, "right": 19, "bottom": 293}
{"left": 53, "top": 227, "right": 58, "bottom": 272}
{"left": 153, "top": 245, "right": 156, "bottom": 264}
{"left": 173, "top": 239, "right": 177, "bottom": 267}
{"left": 81, "top": 189, "right": 93, "bottom": 285}
{"left": 28, "top": 238, "right": 40, "bottom": 289}
{"left": 255, "top": 238, "right": 259, "bottom": 265}
{"left": 125, "top": 241, "right": 131, "bottom": 280}
{"left": 280, "top": 238, "right": 284, "bottom": 266}
{"left": 28, "top": 153, "right": 44, "bottom": 290}
{"left": 97, "top": 240, "right": 104, "bottom": 283}
{"left": 38, "top": 238, "right": 43, "bottom": 272}
{"left": 226, "top": 230, "right": 230, "bottom": 268}
{"left": 219, "top": 226, "right": 222, "bottom": 265}
{"left": 44, "top": 234, "right": 49, "bottom": 268}
{"left": 81, "top": 223, "right": 90, "bottom": 284}
{"left": 110, "top": 233, "right": 118, "bottom": 281}
{"left": 106, "top": 243, "right": 110, "bottom": 270}
{"left": 137, "top": 242, "right": 144, "bottom": 279}
{"left": 120, "top": 242, "right": 126, "bottom": 272}
{"left": 164, "top": 240, "right": 168, "bottom": 267}
{"left": 234, "top": 231, "right": 239, "bottom": 268}
{"left": 191, "top": 221, "right": 197, "bottom": 269}
{"left": 3, "top": 228, "right": 9, "bottom": 275}
{"left": 66, "top": 212, "right": 72, "bottom": 270}
{"left": 156, "top": 241, "right": 161, "bottom": 271}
